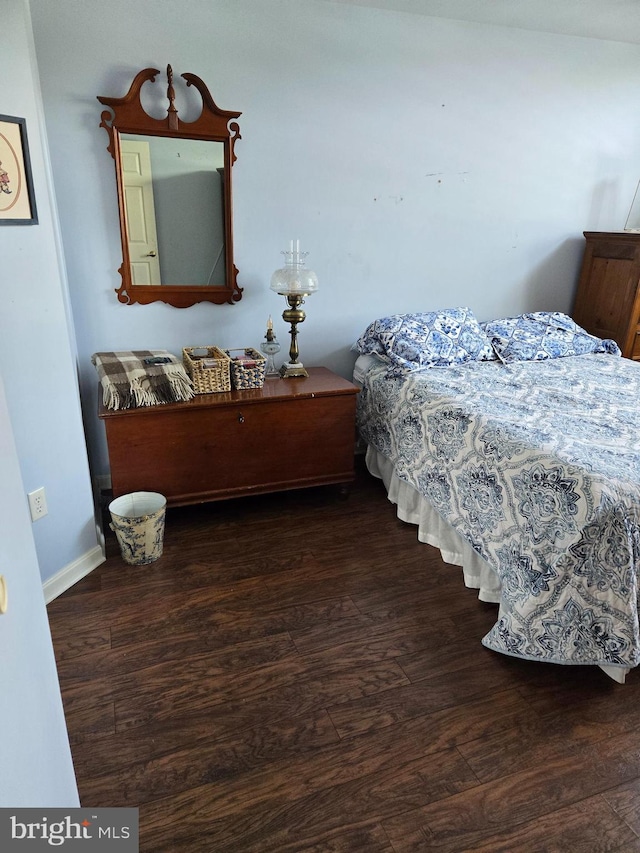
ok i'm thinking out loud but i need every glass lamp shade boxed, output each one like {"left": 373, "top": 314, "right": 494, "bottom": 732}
{"left": 270, "top": 258, "right": 318, "bottom": 296}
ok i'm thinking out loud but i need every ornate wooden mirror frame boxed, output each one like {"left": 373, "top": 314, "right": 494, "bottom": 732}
{"left": 98, "top": 65, "right": 243, "bottom": 307}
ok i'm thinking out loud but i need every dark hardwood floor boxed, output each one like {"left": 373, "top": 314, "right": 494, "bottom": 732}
{"left": 47, "top": 458, "right": 640, "bottom": 852}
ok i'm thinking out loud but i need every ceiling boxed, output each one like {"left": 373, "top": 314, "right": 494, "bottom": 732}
{"left": 327, "top": 0, "right": 640, "bottom": 46}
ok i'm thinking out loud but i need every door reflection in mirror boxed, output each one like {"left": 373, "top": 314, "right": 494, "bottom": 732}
{"left": 121, "top": 134, "right": 225, "bottom": 286}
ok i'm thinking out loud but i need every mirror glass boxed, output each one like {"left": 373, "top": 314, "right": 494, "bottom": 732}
{"left": 120, "top": 134, "right": 226, "bottom": 287}
{"left": 98, "top": 66, "right": 243, "bottom": 308}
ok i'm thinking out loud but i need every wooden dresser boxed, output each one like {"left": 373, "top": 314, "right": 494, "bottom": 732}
{"left": 572, "top": 231, "right": 640, "bottom": 360}
{"left": 99, "top": 367, "right": 360, "bottom": 507}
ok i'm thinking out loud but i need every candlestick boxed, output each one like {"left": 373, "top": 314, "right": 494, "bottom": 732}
{"left": 260, "top": 325, "right": 281, "bottom": 374}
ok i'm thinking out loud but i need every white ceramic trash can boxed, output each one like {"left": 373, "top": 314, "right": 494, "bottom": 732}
{"left": 108, "top": 491, "right": 167, "bottom": 565}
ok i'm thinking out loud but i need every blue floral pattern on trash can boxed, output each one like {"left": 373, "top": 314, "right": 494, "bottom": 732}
{"left": 109, "top": 492, "right": 166, "bottom": 565}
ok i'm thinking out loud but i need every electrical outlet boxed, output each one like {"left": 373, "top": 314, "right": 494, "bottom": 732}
{"left": 28, "top": 487, "right": 48, "bottom": 521}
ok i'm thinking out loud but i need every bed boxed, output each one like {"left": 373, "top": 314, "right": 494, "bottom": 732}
{"left": 353, "top": 308, "right": 640, "bottom": 683}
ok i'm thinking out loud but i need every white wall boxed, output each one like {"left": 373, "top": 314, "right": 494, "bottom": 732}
{"left": 0, "top": 365, "right": 79, "bottom": 805}
{"left": 28, "top": 0, "right": 640, "bottom": 478}
{"left": 3, "top": 0, "right": 101, "bottom": 584}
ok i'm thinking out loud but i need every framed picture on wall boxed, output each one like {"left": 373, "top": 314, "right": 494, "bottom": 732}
{"left": 0, "top": 114, "right": 38, "bottom": 226}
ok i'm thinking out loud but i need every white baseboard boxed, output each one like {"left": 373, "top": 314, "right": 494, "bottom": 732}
{"left": 43, "top": 543, "right": 106, "bottom": 604}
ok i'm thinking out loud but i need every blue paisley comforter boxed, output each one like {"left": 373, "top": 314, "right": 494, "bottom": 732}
{"left": 357, "top": 352, "right": 640, "bottom": 671}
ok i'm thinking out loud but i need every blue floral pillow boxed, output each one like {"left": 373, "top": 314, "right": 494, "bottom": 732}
{"left": 354, "top": 308, "right": 495, "bottom": 371}
{"left": 484, "top": 311, "right": 621, "bottom": 363}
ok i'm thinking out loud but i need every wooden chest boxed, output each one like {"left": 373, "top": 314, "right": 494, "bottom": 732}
{"left": 99, "top": 367, "right": 359, "bottom": 507}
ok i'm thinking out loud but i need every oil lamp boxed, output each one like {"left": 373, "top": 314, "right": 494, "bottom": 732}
{"left": 269, "top": 240, "right": 318, "bottom": 378}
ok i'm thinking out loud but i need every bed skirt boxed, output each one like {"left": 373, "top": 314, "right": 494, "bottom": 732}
{"left": 365, "top": 445, "right": 628, "bottom": 684}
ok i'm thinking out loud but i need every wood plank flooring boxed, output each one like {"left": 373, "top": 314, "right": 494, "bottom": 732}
{"left": 47, "top": 458, "right": 640, "bottom": 852}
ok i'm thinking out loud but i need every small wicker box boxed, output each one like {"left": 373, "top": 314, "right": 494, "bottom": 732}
{"left": 183, "top": 346, "right": 231, "bottom": 394}
{"left": 226, "top": 348, "right": 267, "bottom": 390}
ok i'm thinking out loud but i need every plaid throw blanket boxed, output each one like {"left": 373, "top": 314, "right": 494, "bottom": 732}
{"left": 92, "top": 350, "right": 194, "bottom": 410}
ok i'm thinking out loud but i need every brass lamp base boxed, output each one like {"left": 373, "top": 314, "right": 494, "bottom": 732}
{"left": 279, "top": 361, "right": 309, "bottom": 378}
{"left": 279, "top": 292, "right": 310, "bottom": 378}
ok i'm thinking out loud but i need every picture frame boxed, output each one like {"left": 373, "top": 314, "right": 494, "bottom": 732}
{"left": 0, "top": 114, "right": 38, "bottom": 225}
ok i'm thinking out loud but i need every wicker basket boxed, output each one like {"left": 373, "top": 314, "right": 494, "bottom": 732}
{"left": 226, "top": 348, "right": 266, "bottom": 390}
{"left": 183, "top": 346, "right": 231, "bottom": 394}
